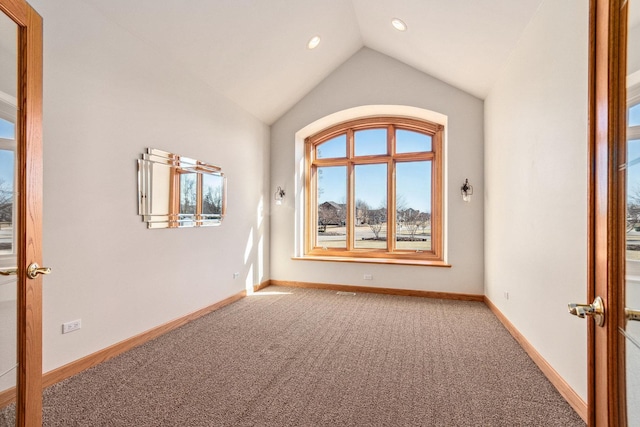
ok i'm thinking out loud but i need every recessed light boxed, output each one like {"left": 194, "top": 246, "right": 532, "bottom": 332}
{"left": 392, "top": 18, "right": 407, "bottom": 32}
{"left": 307, "top": 35, "right": 321, "bottom": 50}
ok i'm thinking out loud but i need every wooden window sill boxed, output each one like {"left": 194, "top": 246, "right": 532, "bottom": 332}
{"left": 292, "top": 255, "right": 451, "bottom": 267}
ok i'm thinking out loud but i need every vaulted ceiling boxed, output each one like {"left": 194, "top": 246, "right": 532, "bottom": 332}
{"left": 82, "top": 0, "right": 545, "bottom": 124}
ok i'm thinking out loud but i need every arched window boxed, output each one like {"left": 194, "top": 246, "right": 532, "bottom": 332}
{"left": 305, "top": 116, "right": 444, "bottom": 264}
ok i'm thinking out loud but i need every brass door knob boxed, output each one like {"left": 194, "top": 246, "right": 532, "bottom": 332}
{"left": 0, "top": 268, "right": 18, "bottom": 276}
{"left": 26, "top": 263, "right": 51, "bottom": 280}
{"left": 568, "top": 296, "right": 605, "bottom": 327}
{"left": 626, "top": 308, "right": 640, "bottom": 322}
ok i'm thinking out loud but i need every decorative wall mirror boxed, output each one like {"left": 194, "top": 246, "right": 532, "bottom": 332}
{"left": 138, "top": 148, "right": 226, "bottom": 228}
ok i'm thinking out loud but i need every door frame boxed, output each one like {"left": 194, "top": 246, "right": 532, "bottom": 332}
{"left": 589, "top": 0, "right": 628, "bottom": 425}
{"left": 0, "top": 0, "right": 43, "bottom": 425}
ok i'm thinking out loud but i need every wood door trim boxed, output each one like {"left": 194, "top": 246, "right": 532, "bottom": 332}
{"left": 17, "top": 5, "right": 43, "bottom": 426}
{"left": 0, "top": 0, "right": 43, "bottom": 425}
{"left": 587, "top": 1, "right": 597, "bottom": 424}
{"left": 589, "top": 0, "right": 627, "bottom": 425}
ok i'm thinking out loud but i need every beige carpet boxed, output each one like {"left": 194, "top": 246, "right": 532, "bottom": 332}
{"left": 1, "top": 285, "right": 584, "bottom": 426}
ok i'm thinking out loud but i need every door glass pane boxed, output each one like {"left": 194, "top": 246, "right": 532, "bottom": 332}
{"left": 316, "top": 166, "right": 346, "bottom": 249}
{"left": 0, "top": 9, "right": 17, "bottom": 415}
{"left": 396, "top": 161, "right": 431, "bottom": 251}
{"left": 0, "top": 118, "right": 14, "bottom": 139}
{"left": 630, "top": 104, "right": 640, "bottom": 127}
{"left": 354, "top": 163, "right": 387, "bottom": 249}
{"left": 627, "top": 1, "right": 640, "bottom": 421}
{"left": 0, "top": 149, "right": 14, "bottom": 255}
{"left": 354, "top": 129, "right": 387, "bottom": 156}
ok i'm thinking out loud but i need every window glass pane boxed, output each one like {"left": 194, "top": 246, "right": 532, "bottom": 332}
{"left": 316, "top": 134, "right": 346, "bottom": 159}
{"left": 317, "top": 166, "right": 346, "bottom": 248}
{"left": 630, "top": 103, "right": 640, "bottom": 127}
{"left": 355, "top": 128, "right": 387, "bottom": 156}
{"left": 396, "top": 161, "right": 431, "bottom": 251}
{"left": 396, "top": 129, "right": 432, "bottom": 153}
{"left": 354, "top": 163, "right": 387, "bottom": 249}
{"left": 0, "top": 149, "right": 14, "bottom": 255}
{"left": 0, "top": 118, "right": 14, "bottom": 139}
{"left": 202, "top": 174, "right": 223, "bottom": 217}
{"left": 627, "top": 139, "right": 640, "bottom": 259}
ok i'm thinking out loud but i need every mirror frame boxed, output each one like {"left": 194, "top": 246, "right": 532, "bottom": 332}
{"left": 138, "top": 148, "right": 227, "bottom": 228}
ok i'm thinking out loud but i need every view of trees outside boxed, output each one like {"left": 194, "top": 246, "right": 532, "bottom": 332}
{"left": 180, "top": 173, "right": 197, "bottom": 216}
{"left": 0, "top": 144, "right": 14, "bottom": 255}
{"left": 317, "top": 166, "right": 346, "bottom": 248}
{"left": 202, "top": 174, "right": 223, "bottom": 216}
{"left": 354, "top": 163, "right": 387, "bottom": 249}
{"left": 0, "top": 178, "right": 12, "bottom": 254}
{"left": 314, "top": 127, "right": 434, "bottom": 251}
{"left": 396, "top": 161, "right": 431, "bottom": 251}
{"left": 179, "top": 172, "right": 223, "bottom": 225}
{"left": 0, "top": 179, "right": 11, "bottom": 222}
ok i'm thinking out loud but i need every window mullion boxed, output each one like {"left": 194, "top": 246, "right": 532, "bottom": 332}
{"left": 346, "top": 129, "right": 355, "bottom": 251}
{"left": 196, "top": 173, "right": 203, "bottom": 225}
{"left": 431, "top": 129, "right": 443, "bottom": 258}
{"left": 305, "top": 140, "right": 315, "bottom": 252}
{"left": 388, "top": 158, "right": 395, "bottom": 253}
{"left": 387, "top": 124, "right": 395, "bottom": 254}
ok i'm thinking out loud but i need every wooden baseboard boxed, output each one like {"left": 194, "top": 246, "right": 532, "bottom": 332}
{"left": 2, "top": 283, "right": 277, "bottom": 409}
{"left": 484, "top": 297, "right": 588, "bottom": 422}
{"left": 3, "top": 290, "right": 247, "bottom": 407}
{"left": 42, "top": 289, "right": 247, "bottom": 388}
{"left": 2, "top": 280, "right": 586, "bottom": 424}
{"left": 268, "top": 279, "right": 484, "bottom": 302}
{"left": 253, "top": 280, "right": 271, "bottom": 292}
{"left": 0, "top": 385, "right": 15, "bottom": 408}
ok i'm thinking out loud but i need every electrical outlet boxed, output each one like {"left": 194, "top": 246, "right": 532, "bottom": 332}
{"left": 62, "top": 319, "right": 81, "bottom": 334}
{"left": 364, "top": 274, "right": 373, "bottom": 280}
{"left": 233, "top": 272, "right": 240, "bottom": 279}
{"left": 504, "top": 291, "right": 510, "bottom": 300}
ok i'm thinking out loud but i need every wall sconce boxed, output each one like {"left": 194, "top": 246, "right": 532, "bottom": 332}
{"left": 461, "top": 179, "right": 473, "bottom": 202}
{"left": 274, "top": 186, "right": 285, "bottom": 205}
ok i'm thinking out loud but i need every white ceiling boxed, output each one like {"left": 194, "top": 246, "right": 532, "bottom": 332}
{"left": 81, "top": 0, "right": 544, "bottom": 124}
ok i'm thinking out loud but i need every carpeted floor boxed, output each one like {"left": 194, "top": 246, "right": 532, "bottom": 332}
{"left": 1, "top": 285, "right": 585, "bottom": 426}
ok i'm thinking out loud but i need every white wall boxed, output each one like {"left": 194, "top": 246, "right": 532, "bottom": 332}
{"left": 29, "top": 0, "right": 270, "bottom": 373}
{"left": 270, "top": 48, "right": 484, "bottom": 295}
{"left": 484, "top": 0, "right": 589, "bottom": 400}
